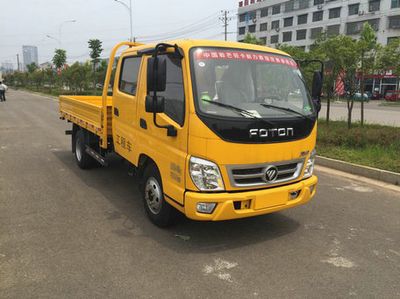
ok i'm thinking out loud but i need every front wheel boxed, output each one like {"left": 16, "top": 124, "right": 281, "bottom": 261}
{"left": 142, "top": 164, "right": 177, "bottom": 227}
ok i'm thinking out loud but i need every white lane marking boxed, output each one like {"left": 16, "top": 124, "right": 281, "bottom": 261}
{"left": 322, "top": 236, "right": 356, "bottom": 268}
{"left": 335, "top": 183, "right": 373, "bottom": 193}
{"left": 389, "top": 249, "right": 400, "bottom": 257}
{"left": 322, "top": 257, "right": 355, "bottom": 268}
{"left": 203, "top": 258, "right": 238, "bottom": 283}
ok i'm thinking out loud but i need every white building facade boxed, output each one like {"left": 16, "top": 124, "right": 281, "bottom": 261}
{"left": 22, "top": 45, "right": 39, "bottom": 70}
{"left": 237, "top": 0, "right": 400, "bottom": 49}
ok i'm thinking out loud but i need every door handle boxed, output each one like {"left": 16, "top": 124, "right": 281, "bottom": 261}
{"left": 140, "top": 118, "right": 147, "bottom": 129}
{"left": 114, "top": 107, "right": 119, "bottom": 116}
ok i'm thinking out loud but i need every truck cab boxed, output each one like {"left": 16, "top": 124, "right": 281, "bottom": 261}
{"left": 59, "top": 40, "right": 321, "bottom": 227}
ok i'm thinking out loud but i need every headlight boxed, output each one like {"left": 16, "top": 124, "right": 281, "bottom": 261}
{"left": 303, "top": 149, "right": 316, "bottom": 179}
{"left": 189, "top": 157, "right": 225, "bottom": 191}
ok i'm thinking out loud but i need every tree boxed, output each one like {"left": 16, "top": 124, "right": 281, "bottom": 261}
{"left": 376, "top": 38, "right": 400, "bottom": 86}
{"left": 242, "top": 33, "right": 264, "bottom": 45}
{"left": 26, "top": 63, "right": 38, "bottom": 74}
{"left": 52, "top": 49, "right": 67, "bottom": 70}
{"left": 358, "top": 23, "right": 378, "bottom": 126}
{"left": 88, "top": 39, "right": 103, "bottom": 92}
{"left": 52, "top": 49, "right": 67, "bottom": 90}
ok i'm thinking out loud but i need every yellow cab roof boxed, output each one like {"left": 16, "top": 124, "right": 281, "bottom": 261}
{"left": 122, "top": 39, "right": 291, "bottom": 57}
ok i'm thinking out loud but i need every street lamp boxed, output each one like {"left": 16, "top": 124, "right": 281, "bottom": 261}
{"left": 114, "top": 0, "right": 133, "bottom": 42}
{"left": 58, "top": 19, "right": 77, "bottom": 46}
{"left": 46, "top": 34, "right": 61, "bottom": 47}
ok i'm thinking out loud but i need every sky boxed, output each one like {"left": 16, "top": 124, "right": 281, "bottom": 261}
{"left": 0, "top": 0, "right": 238, "bottom": 68}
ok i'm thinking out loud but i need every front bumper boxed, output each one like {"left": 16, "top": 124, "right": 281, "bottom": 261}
{"left": 184, "top": 175, "right": 318, "bottom": 221}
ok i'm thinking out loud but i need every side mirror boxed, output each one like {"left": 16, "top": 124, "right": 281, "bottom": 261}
{"left": 312, "top": 71, "right": 323, "bottom": 113}
{"left": 145, "top": 95, "right": 165, "bottom": 113}
{"left": 147, "top": 56, "right": 167, "bottom": 92}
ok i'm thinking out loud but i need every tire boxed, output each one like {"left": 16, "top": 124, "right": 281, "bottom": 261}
{"left": 141, "top": 163, "right": 177, "bottom": 227}
{"left": 74, "top": 129, "right": 98, "bottom": 169}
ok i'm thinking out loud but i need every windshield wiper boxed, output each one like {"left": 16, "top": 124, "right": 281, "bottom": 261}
{"left": 260, "top": 103, "right": 315, "bottom": 120}
{"left": 202, "top": 99, "right": 275, "bottom": 125}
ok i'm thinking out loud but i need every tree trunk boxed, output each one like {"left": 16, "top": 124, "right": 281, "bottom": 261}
{"left": 326, "top": 92, "right": 331, "bottom": 125}
{"left": 360, "top": 52, "right": 365, "bottom": 127}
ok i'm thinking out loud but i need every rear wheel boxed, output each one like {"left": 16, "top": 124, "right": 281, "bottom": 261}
{"left": 142, "top": 163, "right": 177, "bottom": 227}
{"left": 74, "top": 130, "right": 98, "bottom": 169}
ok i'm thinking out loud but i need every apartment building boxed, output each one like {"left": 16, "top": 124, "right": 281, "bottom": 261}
{"left": 237, "top": 0, "right": 400, "bottom": 49}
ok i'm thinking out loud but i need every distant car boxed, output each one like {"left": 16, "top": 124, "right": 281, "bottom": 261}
{"left": 353, "top": 92, "right": 370, "bottom": 102}
{"left": 371, "top": 91, "right": 382, "bottom": 100}
{"left": 384, "top": 90, "right": 400, "bottom": 102}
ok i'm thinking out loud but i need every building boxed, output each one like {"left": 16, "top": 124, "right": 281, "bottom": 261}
{"left": 0, "top": 62, "right": 14, "bottom": 73}
{"left": 237, "top": 0, "right": 400, "bottom": 94}
{"left": 39, "top": 62, "right": 53, "bottom": 70}
{"left": 237, "top": 0, "right": 400, "bottom": 49}
{"left": 22, "top": 45, "right": 39, "bottom": 70}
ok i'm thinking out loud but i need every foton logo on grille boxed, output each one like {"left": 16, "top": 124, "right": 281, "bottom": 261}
{"left": 249, "top": 128, "right": 294, "bottom": 138}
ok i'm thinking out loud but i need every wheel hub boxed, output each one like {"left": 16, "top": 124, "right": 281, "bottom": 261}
{"left": 145, "top": 177, "right": 162, "bottom": 215}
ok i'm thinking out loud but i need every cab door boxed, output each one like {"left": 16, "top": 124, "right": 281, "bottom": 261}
{"left": 136, "top": 54, "right": 189, "bottom": 205}
{"left": 112, "top": 53, "right": 142, "bottom": 162}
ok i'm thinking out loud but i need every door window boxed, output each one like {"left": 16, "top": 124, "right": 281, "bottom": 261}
{"left": 149, "top": 55, "right": 185, "bottom": 126}
{"left": 119, "top": 56, "right": 141, "bottom": 95}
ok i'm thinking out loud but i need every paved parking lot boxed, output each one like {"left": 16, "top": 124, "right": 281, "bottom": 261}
{"left": 1, "top": 90, "right": 399, "bottom": 298}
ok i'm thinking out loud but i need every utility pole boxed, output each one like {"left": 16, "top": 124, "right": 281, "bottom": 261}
{"left": 16, "top": 54, "right": 20, "bottom": 72}
{"left": 219, "top": 10, "right": 232, "bottom": 41}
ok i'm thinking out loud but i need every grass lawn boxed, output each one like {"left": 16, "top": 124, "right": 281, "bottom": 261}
{"left": 317, "top": 120, "right": 400, "bottom": 173}
{"left": 379, "top": 101, "right": 400, "bottom": 107}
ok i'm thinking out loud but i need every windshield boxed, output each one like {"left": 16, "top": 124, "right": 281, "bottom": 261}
{"left": 191, "top": 48, "right": 315, "bottom": 119}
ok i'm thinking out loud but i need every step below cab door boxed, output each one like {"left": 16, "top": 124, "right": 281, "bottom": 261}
{"left": 136, "top": 54, "right": 189, "bottom": 206}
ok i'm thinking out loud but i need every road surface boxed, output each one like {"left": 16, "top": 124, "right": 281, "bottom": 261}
{"left": 319, "top": 100, "right": 400, "bottom": 126}
{"left": 1, "top": 90, "right": 399, "bottom": 298}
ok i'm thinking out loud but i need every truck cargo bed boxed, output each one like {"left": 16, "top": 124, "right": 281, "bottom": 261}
{"left": 59, "top": 95, "right": 112, "bottom": 137}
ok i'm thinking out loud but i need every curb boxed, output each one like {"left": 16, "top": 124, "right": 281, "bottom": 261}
{"left": 316, "top": 156, "right": 400, "bottom": 186}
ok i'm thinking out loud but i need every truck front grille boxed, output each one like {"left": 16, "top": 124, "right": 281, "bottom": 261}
{"left": 227, "top": 159, "right": 304, "bottom": 188}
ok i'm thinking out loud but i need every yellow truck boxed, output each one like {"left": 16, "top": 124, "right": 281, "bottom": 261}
{"left": 59, "top": 40, "right": 322, "bottom": 227}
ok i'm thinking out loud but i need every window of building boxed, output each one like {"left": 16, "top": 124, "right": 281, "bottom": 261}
{"left": 248, "top": 11, "right": 257, "bottom": 20}
{"left": 388, "top": 36, "right": 400, "bottom": 44}
{"left": 329, "top": 7, "right": 341, "bottom": 19}
{"left": 239, "top": 13, "right": 246, "bottom": 22}
{"left": 299, "top": 0, "right": 309, "bottom": 9}
{"left": 346, "top": 19, "right": 379, "bottom": 35}
{"left": 392, "top": 0, "right": 400, "bottom": 8}
{"left": 313, "top": 11, "right": 323, "bottom": 22}
{"left": 248, "top": 24, "right": 256, "bottom": 33}
{"left": 348, "top": 4, "right": 360, "bottom": 16}
{"left": 310, "top": 27, "right": 323, "bottom": 39}
{"left": 285, "top": 0, "right": 295, "bottom": 12}
{"left": 260, "top": 22, "right": 268, "bottom": 31}
{"left": 296, "top": 29, "right": 307, "bottom": 40}
{"left": 271, "top": 20, "right": 280, "bottom": 29}
{"left": 327, "top": 24, "right": 340, "bottom": 36}
{"left": 119, "top": 56, "right": 141, "bottom": 95}
{"left": 239, "top": 27, "right": 246, "bottom": 35}
{"left": 153, "top": 55, "right": 185, "bottom": 126}
{"left": 282, "top": 31, "right": 293, "bottom": 42}
{"left": 314, "top": 0, "right": 324, "bottom": 5}
{"left": 284, "top": 17, "right": 294, "bottom": 27}
{"left": 260, "top": 7, "right": 268, "bottom": 17}
{"left": 270, "top": 35, "right": 279, "bottom": 43}
{"left": 368, "top": 18, "right": 380, "bottom": 31}
{"left": 389, "top": 15, "right": 400, "bottom": 29}
{"left": 272, "top": 4, "right": 281, "bottom": 14}
{"left": 369, "top": 0, "right": 380, "bottom": 12}
{"left": 298, "top": 14, "right": 308, "bottom": 25}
